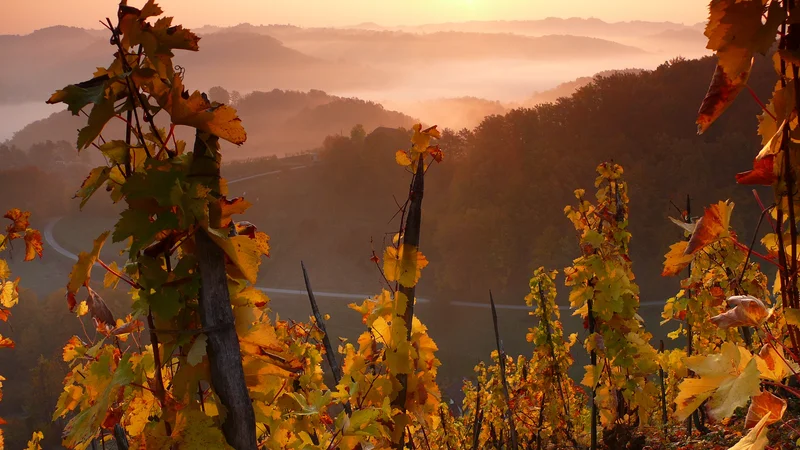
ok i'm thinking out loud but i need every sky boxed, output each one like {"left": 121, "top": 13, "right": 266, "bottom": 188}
{"left": 2, "top": 0, "right": 708, "bottom": 35}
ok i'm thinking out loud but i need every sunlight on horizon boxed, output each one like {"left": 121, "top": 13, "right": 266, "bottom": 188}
{"left": 1, "top": 0, "right": 708, "bottom": 35}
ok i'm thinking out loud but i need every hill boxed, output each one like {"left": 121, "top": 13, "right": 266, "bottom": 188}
{"left": 225, "top": 26, "right": 647, "bottom": 63}
{"left": 4, "top": 88, "right": 414, "bottom": 160}
{"left": 0, "top": 26, "right": 388, "bottom": 105}
{"left": 220, "top": 56, "right": 775, "bottom": 338}
{"left": 521, "top": 68, "right": 644, "bottom": 106}
{"left": 382, "top": 97, "right": 507, "bottom": 130}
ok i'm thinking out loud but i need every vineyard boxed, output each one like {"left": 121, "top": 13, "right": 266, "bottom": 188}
{"left": 3, "top": 0, "right": 800, "bottom": 449}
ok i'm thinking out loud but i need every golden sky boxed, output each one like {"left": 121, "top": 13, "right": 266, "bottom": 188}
{"left": 2, "top": 0, "right": 708, "bottom": 35}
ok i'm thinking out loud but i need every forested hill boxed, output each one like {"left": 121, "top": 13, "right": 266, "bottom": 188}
{"left": 4, "top": 88, "right": 414, "bottom": 160}
{"left": 242, "top": 55, "right": 776, "bottom": 317}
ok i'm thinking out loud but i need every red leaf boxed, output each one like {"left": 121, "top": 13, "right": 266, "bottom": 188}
{"left": 0, "top": 336, "right": 14, "bottom": 348}
{"left": 735, "top": 155, "right": 777, "bottom": 185}
{"left": 66, "top": 292, "right": 78, "bottom": 312}
{"left": 3, "top": 208, "right": 30, "bottom": 238}
{"left": 0, "top": 309, "right": 9, "bottom": 322}
{"left": 428, "top": 145, "right": 444, "bottom": 163}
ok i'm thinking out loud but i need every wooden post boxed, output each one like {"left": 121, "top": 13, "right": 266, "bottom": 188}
{"left": 301, "top": 261, "right": 351, "bottom": 415}
{"left": 393, "top": 157, "right": 426, "bottom": 448}
{"left": 192, "top": 131, "right": 257, "bottom": 450}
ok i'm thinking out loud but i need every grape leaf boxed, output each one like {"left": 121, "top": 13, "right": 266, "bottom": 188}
{"left": 75, "top": 167, "right": 112, "bottom": 209}
{"left": 697, "top": 59, "right": 752, "bottom": 134}
{"left": 745, "top": 390, "right": 786, "bottom": 429}
{"left": 0, "top": 280, "right": 18, "bottom": 308}
{"left": 674, "top": 342, "right": 761, "bottom": 421}
{"left": 186, "top": 334, "right": 207, "bottom": 366}
{"left": 710, "top": 295, "right": 772, "bottom": 329}
{"left": 730, "top": 409, "right": 772, "bottom": 450}
{"left": 0, "top": 335, "right": 14, "bottom": 349}
{"left": 4, "top": 209, "right": 30, "bottom": 238}
{"left": 685, "top": 200, "right": 734, "bottom": 255}
{"left": 383, "top": 244, "right": 429, "bottom": 288}
{"left": 66, "top": 231, "right": 109, "bottom": 312}
{"left": 736, "top": 155, "right": 778, "bottom": 185}
{"left": 662, "top": 241, "right": 694, "bottom": 276}
{"left": 76, "top": 95, "right": 116, "bottom": 150}
{"left": 46, "top": 74, "right": 110, "bottom": 115}
{"left": 755, "top": 343, "right": 799, "bottom": 381}
{"left": 23, "top": 229, "right": 43, "bottom": 261}
{"left": 162, "top": 75, "right": 246, "bottom": 145}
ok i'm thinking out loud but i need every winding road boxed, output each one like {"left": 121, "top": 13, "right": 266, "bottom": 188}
{"left": 43, "top": 163, "right": 667, "bottom": 311}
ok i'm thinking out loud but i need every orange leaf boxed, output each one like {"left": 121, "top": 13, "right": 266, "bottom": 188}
{"left": 220, "top": 197, "right": 251, "bottom": 227}
{"left": 697, "top": 56, "right": 753, "bottom": 134}
{"left": 3, "top": 209, "right": 30, "bottom": 238}
{"left": 662, "top": 241, "right": 693, "bottom": 277}
{"left": 0, "top": 335, "right": 14, "bottom": 348}
{"left": 23, "top": 229, "right": 43, "bottom": 261}
{"left": 736, "top": 155, "right": 777, "bottom": 185}
{"left": 745, "top": 391, "right": 786, "bottom": 429}
{"left": 428, "top": 145, "right": 444, "bottom": 163}
{"left": 685, "top": 201, "right": 734, "bottom": 255}
{"left": 710, "top": 295, "right": 771, "bottom": 329}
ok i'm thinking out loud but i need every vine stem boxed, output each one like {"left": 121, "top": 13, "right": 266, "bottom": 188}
{"left": 146, "top": 310, "right": 171, "bottom": 435}
{"left": 745, "top": 84, "right": 777, "bottom": 121}
{"left": 97, "top": 258, "right": 140, "bottom": 289}
{"left": 489, "top": 291, "right": 519, "bottom": 450}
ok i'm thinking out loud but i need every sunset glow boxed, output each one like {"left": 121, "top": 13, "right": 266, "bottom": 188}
{"left": 1, "top": 0, "right": 708, "bottom": 35}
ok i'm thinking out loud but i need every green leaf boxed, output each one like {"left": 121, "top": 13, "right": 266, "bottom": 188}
{"left": 99, "top": 140, "right": 137, "bottom": 165}
{"left": 147, "top": 287, "right": 182, "bottom": 321}
{"left": 785, "top": 308, "right": 800, "bottom": 326}
{"left": 77, "top": 96, "right": 116, "bottom": 150}
{"left": 75, "top": 166, "right": 111, "bottom": 208}
{"left": 583, "top": 230, "right": 604, "bottom": 248}
{"left": 186, "top": 334, "right": 207, "bottom": 366}
{"left": 46, "top": 75, "right": 110, "bottom": 115}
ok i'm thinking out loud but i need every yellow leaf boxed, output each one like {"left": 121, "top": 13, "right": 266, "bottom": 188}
{"left": 730, "top": 409, "right": 772, "bottom": 450}
{"left": 164, "top": 75, "right": 247, "bottom": 145}
{"left": 208, "top": 232, "right": 262, "bottom": 284}
{"left": 0, "top": 280, "right": 17, "bottom": 308}
{"left": 395, "top": 150, "right": 412, "bottom": 167}
{"left": 755, "top": 344, "right": 799, "bottom": 382}
{"left": 662, "top": 241, "right": 693, "bottom": 276}
{"left": 76, "top": 301, "right": 89, "bottom": 317}
{"left": 24, "top": 430, "right": 44, "bottom": 450}
{"left": 103, "top": 261, "right": 121, "bottom": 289}
{"left": 124, "top": 388, "right": 157, "bottom": 436}
{"left": 581, "top": 360, "right": 605, "bottom": 389}
{"left": 383, "top": 244, "right": 429, "bottom": 288}
{"left": 66, "top": 231, "right": 109, "bottom": 310}
{"left": 0, "top": 260, "right": 8, "bottom": 279}
{"left": 785, "top": 307, "right": 800, "bottom": 326}
{"left": 674, "top": 342, "right": 761, "bottom": 421}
